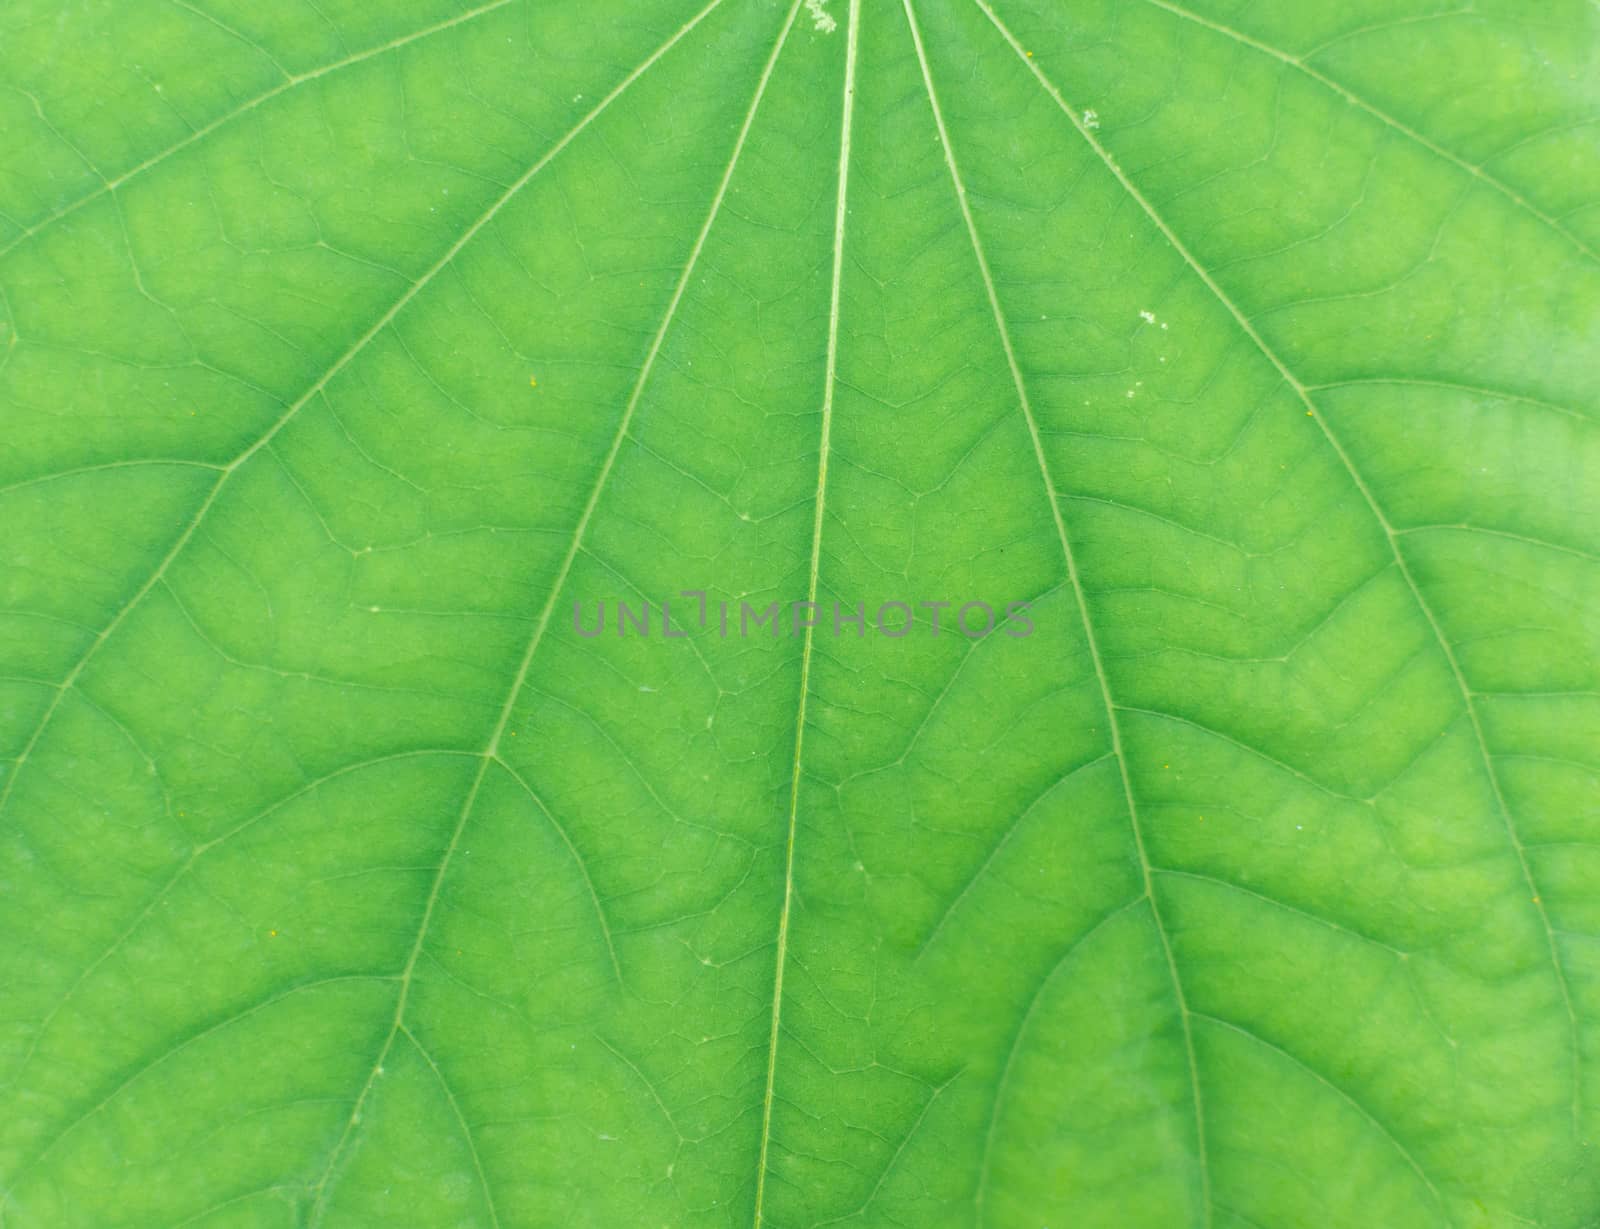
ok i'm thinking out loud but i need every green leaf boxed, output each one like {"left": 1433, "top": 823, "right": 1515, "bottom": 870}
{"left": 1, "top": 0, "right": 1596, "bottom": 1224}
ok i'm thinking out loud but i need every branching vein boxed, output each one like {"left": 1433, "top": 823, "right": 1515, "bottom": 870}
{"left": 753, "top": 0, "right": 859, "bottom": 1223}
{"left": 906, "top": 3, "right": 1213, "bottom": 1221}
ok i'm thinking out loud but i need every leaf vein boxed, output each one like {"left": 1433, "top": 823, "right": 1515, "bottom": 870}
{"left": 908, "top": 3, "right": 1213, "bottom": 1221}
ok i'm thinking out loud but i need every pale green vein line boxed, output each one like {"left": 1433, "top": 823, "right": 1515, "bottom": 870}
{"left": 0, "top": 0, "right": 727, "bottom": 829}
{"left": 1304, "top": 377, "right": 1596, "bottom": 425}
{"left": 595, "top": 1035, "right": 685, "bottom": 1143}
{"left": 6, "top": 87, "right": 107, "bottom": 189}
{"left": 166, "top": 0, "right": 294, "bottom": 80}
{"left": 0, "top": 975, "right": 399, "bottom": 1213}
{"left": 889, "top": 579, "right": 1068, "bottom": 765}
{"left": 306, "top": 2, "right": 803, "bottom": 1219}
{"left": 975, "top": 0, "right": 1584, "bottom": 1141}
{"left": 0, "top": 0, "right": 520, "bottom": 260}
{"left": 1296, "top": 9, "right": 1474, "bottom": 62}
{"left": 1194, "top": 1012, "right": 1449, "bottom": 1219}
{"left": 473, "top": 0, "right": 799, "bottom": 777}
{"left": 905, "top": 2, "right": 1213, "bottom": 1223}
{"left": 815, "top": 1067, "right": 964, "bottom": 1227}
{"left": 0, "top": 458, "right": 224, "bottom": 498}
{"left": 1116, "top": 705, "right": 1372, "bottom": 804}
{"left": 752, "top": 1, "right": 858, "bottom": 1223}
{"left": 1394, "top": 524, "right": 1600, "bottom": 565}
{"left": 974, "top": 896, "right": 1145, "bottom": 1224}
{"left": 914, "top": 751, "right": 1114, "bottom": 961}
{"left": 305, "top": 758, "right": 496, "bottom": 1227}
{"left": 0, "top": 463, "right": 223, "bottom": 827}
{"left": 399, "top": 1024, "right": 502, "bottom": 1229}
{"left": 0, "top": 750, "right": 468, "bottom": 1099}
{"left": 1152, "top": 867, "right": 1407, "bottom": 958}
{"left": 492, "top": 755, "right": 621, "bottom": 982}
{"left": 1138, "top": 0, "right": 1600, "bottom": 265}
{"left": 168, "top": 1185, "right": 294, "bottom": 1229}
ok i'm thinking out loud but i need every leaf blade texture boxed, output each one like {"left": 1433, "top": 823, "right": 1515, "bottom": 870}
{"left": 0, "top": 0, "right": 1597, "bottom": 1225}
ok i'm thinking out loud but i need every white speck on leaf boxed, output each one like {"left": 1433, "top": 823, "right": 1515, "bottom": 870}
{"left": 1083, "top": 109, "right": 1100, "bottom": 129}
{"left": 805, "top": 0, "right": 837, "bottom": 33}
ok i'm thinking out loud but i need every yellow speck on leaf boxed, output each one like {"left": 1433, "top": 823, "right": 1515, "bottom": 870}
{"left": 269, "top": 929, "right": 278, "bottom": 937}
{"left": 529, "top": 376, "right": 537, "bottom": 387}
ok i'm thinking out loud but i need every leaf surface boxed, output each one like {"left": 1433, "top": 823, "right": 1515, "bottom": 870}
{"left": 1, "top": 0, "right": 1597, "bottom": 1225}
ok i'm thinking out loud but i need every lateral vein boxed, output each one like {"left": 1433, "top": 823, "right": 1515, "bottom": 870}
{"left": 0, "top": 0, "right": 522, "bottom": 261}
{"left": 752, "top": 1, "right": 860, "bottom": 1223}
{"left": 0, "top": 0, "right": 729, "bottom": 827}
{"left": 307, "top": 0, "right": 806, "bottom": 1217}
{"left": 976, "top": 0, "right": 1583, "bottom": 1142}
{"left": 1139, "top": 0, "right": 1600, "bottom": 265}
{"left": 904, "top": 3, "right": 1212, "bottom": 1221}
